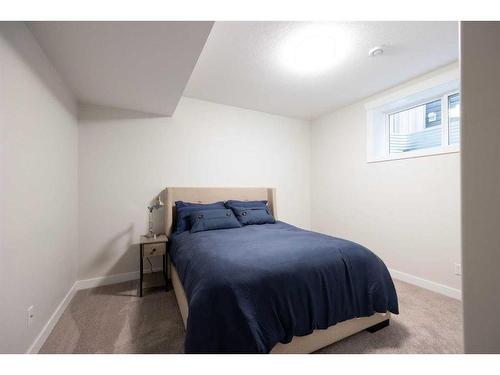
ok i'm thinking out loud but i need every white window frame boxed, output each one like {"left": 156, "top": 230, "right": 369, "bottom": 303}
{"left": 365, "top": 68, "right": 460, "bottom": 163}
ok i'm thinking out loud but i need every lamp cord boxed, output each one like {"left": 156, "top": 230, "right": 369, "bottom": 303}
{"left": 146, "top": 257, "right": 153, "bottom": 273}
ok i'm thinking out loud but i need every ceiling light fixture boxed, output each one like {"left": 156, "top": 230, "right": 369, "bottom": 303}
{"left": 280, "top": 25, "right": 350, "bottom": 75}
{"left": 368, "top": 46, "right": 384, "bottom": 57}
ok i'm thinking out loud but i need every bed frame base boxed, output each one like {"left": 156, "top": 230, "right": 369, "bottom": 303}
{"left": 171, "top": 262, "right": 390, "bottom": 354}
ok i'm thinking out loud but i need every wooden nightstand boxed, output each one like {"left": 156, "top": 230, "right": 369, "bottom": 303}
{"left": 139, "top": 234, "right": 168, "bottom": 297}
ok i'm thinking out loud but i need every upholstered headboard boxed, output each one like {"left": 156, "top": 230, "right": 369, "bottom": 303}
{"left": 162, "top": 187, "right": 277, "bottom": 238}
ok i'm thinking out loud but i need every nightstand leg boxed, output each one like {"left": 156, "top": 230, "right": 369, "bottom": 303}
{"left": 166, "top": 254, "right": 171, "bottom": 280}
{"left": 139, "top": 245, "right": 143, "bottom": 297}
{"left": 163, "top": 254, "right": 168, "bottom": 291}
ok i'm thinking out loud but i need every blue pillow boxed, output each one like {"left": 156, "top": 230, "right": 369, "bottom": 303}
{"left": 225, "top": 200, "right": 268, "bottom": 209}
{"left": 175, "top": 201, "right": 225, "bottom": 233}
{"left": 231, "top": 206, "right": 276, "bottom": 226}
{"left": 189, "top": 209, "right": 242, "bottom": 233}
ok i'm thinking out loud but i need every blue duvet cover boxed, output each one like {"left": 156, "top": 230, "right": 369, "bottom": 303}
{"left": 170, "top": 222, "right": 398, "bottom": 353}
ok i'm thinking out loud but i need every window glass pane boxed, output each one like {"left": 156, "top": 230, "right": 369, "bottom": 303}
{"left": 425, "top": 99, "right": 442, "bottom": 127}
{"left": 389, "top": 99, "right": 442, "bottom": 154}
{"left": 448, "top": 93, "right": 460, "bottom": 145}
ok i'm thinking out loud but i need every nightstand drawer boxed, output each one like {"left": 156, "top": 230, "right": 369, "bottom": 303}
{"left": 143, "top": 242, "right": 166, "bottom": 257}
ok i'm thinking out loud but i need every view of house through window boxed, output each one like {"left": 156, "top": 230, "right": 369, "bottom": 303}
{"left": 389, "top": 93, "right": 460, "bottom": 154}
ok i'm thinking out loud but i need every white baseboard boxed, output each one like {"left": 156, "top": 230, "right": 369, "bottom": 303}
{"left": 389, "top": 268, "right": 462, "bottom": 300}
{"left": 27, "top": 282, "right": 78, "bottom": 354}
{"left": 27, "top": 267, "right": 163, "bottom": 353}
{"left": 75, "top": 270, "right": 140, "bottom": 290}
{"left": 75, "top": 267, "right": 163, "bottom": 290}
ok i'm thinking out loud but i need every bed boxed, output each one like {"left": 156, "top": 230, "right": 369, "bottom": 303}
{"left": 162, "top": 187, "right": 398, "bottom": 353}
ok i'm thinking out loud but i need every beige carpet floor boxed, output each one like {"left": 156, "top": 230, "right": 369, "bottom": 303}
{"left": 40, "top": 278, "right": 463, "bottom": 354}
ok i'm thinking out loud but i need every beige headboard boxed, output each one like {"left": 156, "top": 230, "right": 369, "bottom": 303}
{"left": 162, "top": 187, "right": 277, "bottom": 238}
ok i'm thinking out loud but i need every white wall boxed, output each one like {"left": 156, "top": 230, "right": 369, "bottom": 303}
{"left": 310, "top": 64, "right": 461, "bottom": 295}
{"left": 0, "top": 23, "right": 78, "bottom": 353}
{"left": 0, "top": 23, "right": 463, "bottom": 354}
{"left": 461, "top": 21, "right": 500, "bottom": 353}
{"left": 78, "top": 97, "right": 311, "bottom": 280}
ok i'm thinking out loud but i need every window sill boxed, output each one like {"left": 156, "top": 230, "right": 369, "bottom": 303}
{"left": 367, "top": 145, "right": 459, "bottom": 163}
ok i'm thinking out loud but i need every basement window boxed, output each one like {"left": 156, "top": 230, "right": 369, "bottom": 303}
{"left": 366, "top": 74, "right": 460, "bottom": 162}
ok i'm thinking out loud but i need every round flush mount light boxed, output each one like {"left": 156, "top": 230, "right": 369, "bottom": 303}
{"left": 368, "top": 46, "right": 384, "bottom": 57}
{"left": 280, "top": 25, "right": 351, "bottom": 75}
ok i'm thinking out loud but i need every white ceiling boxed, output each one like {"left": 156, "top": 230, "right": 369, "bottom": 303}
{"left": 28, "top": 21, "right": 213, "bottom": 115}
{"left": 185, "top": 22, "right": 459, "bottom": 120}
